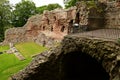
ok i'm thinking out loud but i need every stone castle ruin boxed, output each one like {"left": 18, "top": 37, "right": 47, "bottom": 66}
{"left": 6, "top": 1, "right": 120, "bottom": 80}
{"left": 3, "top": 8, "right": 76, "bottom": 47}
{"left": 2, "top": 1, "right": 120, "bottom": 47}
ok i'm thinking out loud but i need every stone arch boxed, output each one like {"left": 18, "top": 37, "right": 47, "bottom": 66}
{"left": 60, "top": 51, "right": 110, "bottom": 80}
{"left": 61, "top": 37, "right": 120, "bottom": 80}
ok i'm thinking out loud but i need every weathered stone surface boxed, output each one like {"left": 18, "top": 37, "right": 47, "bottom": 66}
{"left": 105, "top": 1, "right": 120, "bottom": 29}
{"left": 3, "top": 27, "right": 26, "bottom": 44}
{"left": 11, "top": 33, "right": 120, "bottom": 80}
{"left": 34, "top": 33, "right": 56, "bottom": 48}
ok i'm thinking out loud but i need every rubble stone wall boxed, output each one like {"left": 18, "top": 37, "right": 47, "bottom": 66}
{"left": 105, "top": 1, "right": 120, "bottom": 29}
{"left": 3, "top": 27, "right": 26, "bottom": 44}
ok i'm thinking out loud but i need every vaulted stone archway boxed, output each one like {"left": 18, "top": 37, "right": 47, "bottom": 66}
{"left": 60, "top": 51, "right": 110, "bottom": 80}
{"left": 60, "top": 35, "right": 120, "bottom": 80}
{"left": 11, "top": 35, "right": 120, "bottom": 80}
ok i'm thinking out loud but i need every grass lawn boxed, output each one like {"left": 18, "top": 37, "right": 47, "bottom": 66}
{"left": 0, "top": 42, "right": 47, "bottom": 80}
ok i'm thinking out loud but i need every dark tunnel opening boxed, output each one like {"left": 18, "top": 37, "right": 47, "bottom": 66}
{"left": 61, "top": 51, "right": 110, "bottom": 80}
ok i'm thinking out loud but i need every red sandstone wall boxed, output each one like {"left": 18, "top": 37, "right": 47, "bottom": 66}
{"left": 3, "top": 8, "right": 77, "bottom": 46}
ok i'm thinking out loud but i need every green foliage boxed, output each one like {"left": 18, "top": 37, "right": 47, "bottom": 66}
{"left": 65, "top": 0, "right": 79, "bottom": 8}
{"left": 86, "top": 1, "right": 107, "bottom": 15}
{"left": 47, "top": 3, "right": 62, "bottom": 11}
{"left": 0, "top": 0, "right": 6, "bottom": 4}
{"left": 117, "top": 38, "right": 120, "bottom": 44}
{"left": 36, "top": 3, "right": 62, "bottom": 14}
{"left": 36, "top": 5, "right": 48, "bottom": 14}
{"left": 65, "top": 0, "right": 96, "bottom": 8}
{"left": 0, "top": 42, "right": 47, "bottom": 80}
{"left": 0, "top": 0, "right": 12, "bottom": 42}
{"left": 64, "top": 0, "right": 106, "bottom": 15}
{"left": 12, "top": 0, "right": 36, "bottom": 27}
{"left": 86, "top": 1, "right": 97, "bottom": 9}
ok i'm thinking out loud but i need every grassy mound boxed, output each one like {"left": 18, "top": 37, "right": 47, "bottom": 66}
{"left": 0, "top": 42, "right": 47, "bottom": 80}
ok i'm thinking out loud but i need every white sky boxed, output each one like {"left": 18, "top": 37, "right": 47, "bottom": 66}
{"left": 9, "top": 0, "right": 64, "bottom": 7}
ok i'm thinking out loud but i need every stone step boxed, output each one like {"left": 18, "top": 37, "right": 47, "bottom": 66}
{"left": 14, "top": 52, "right": 25, "bottom": 61}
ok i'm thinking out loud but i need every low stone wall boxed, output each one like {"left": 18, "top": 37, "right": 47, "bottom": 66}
{"left": 34, "top": 33, "right": 56, "bottom": 48}
{"left": 3, "top": 27, "right": 26, "bottom": 45}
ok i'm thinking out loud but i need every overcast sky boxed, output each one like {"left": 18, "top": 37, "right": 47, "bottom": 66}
{"left": 9, "top": 0, "right": 64, "bottom": 7}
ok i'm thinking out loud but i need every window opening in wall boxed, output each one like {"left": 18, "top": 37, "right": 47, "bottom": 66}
{"left": 43, "top": 26, "right": 45, "bottom": 31}
{"left": 61, "top": 26, "right": 65, "bottom": 32}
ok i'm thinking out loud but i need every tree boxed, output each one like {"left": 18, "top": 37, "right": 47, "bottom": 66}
{"left": 0, "top": 0, "right": 12, "bottom": 42}
{"left": 12, "top": 0, "right": 36, "bottom": 27}
{"left": 36, "top": 3, "right": 62, "bottom": 14}
{"left": 0, "top": 0, "right": 6, "bottom": 4}
{"left": 36, "top": 5, "right": 47, "bottom": 14}
{"left": 64, "top": 0, "right": 79, "bottom": 8}
{"left": 64, "top": 0, "right": 98, "bottom": 8}
{"left": 47, "top": 3, "right": 62, "bottom": 11}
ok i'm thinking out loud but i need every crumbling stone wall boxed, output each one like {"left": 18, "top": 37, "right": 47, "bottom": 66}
{"left": 11, "top": 34, "right": 120, "bottom": 80}
{"left": 75, "top": 1, "right": 106, "bottom": 31}
{"left": 3, "top": 27, "right": 26, "bottom": 44}
{"left": 35, "top": 33, "right": 55, "bottom": 48}
{"left": 3, "top": 8, "right": 77, "bottom": 46}
{"left": 105, "top": 1, "right": 120, "bottom": 29}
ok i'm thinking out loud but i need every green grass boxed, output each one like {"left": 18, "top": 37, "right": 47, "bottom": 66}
{"left": 0, "top": 42, "right": 47, "bottom": 80}
{"left": 15, "top": 42, "right": 47, "bottom": 58}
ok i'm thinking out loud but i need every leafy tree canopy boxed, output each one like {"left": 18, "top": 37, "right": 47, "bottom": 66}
{"left": 36, "top": 3, "right": 62, "bottom": 14}
{"left": 12, "top": 0, "right": 36, "bottom": 27}
{"left": 36, "top": 5, "right": 47, "bottom": 14}
{"left": 64, "top": 0, "right": 95, "bottom": 8}
{"left": 64, "top": 0, "right": 79, "bottom": 8}
{"left": 0, "top": 0, "right": 12, "bottom": 42}
{"left": 47, "top": 3, "right": 62, "bottom": 11}
{"left": 0, "top": 0, "right": 6, "bottom": 4}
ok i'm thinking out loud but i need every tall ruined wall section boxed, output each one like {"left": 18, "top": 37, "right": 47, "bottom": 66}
{"left": 3, "top": 8, "right": 77, "bottom": 46}
{"left": 25, "top": 8, "right": 76, "bottom": 40}
{"left": 75, "top": 1, "right": 107, "bottom": 31}
{"left": 105, "top": 1, "right": 120, "bottom": 29}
